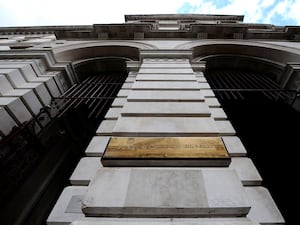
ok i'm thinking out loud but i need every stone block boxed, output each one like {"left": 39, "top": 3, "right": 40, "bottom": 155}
{"left": 245, "top": 187, "right": 285, "bottom": 224}
{"left": 201, "top": 90, "right": 215, "bottom": 98}
{"left": 216, "top": 121, "right": 236, "bottom": 135}
{"left": 229, "top": 158, "right": 262, "bottom": 186}
{"left": 141, "top": 63, "right": 192, "bottom": 68}
{"left": 205, "top": 98, "right": 221, "bottom": 108}
{"left": 70, "top": 157, "right": 102, "bottom": 186}
{"left": 96, "top": 120, "right": 116, "bottom": 136}
{"left": 105, "top": 108, "right": 122, "bottom": 120}
{"left": 127, "top": 91, "right": 204, "bottom": 102}
{"left": 132, "top": 82, "right": 201, "bottom": 90}
{"left": 222, "top": 136, "right": 247, "bottom": 156}
{"left": 210, "top": 108, "right": 227, "bottom": 120}
{"left": 82, "top": 168, "right": 250, "bottom": 217}
{"left": 125, "top": 77, "right": 136, "bottom": 83}
{"left": 85, "top": 136, "right": 110, "bottom": 157}
{"left": 199, "top": 83, "right": 211, "bottom": 89}
{"left": 71, "top": 218, "right": 259, "bottom": 225}
{"left": 117, "top": 90, "right": 130, "bottom": 97}
{"left": 121, "top": 83, "right": 133, "bottom": 89}
{"left": 112, "top": 117, "right": 219, "bottom": 137}
{"left": 47, "top": 186, "right": 92, "bottom": 225}
{"left": 0, "top": 106, "right": 17, "bottom": 135}
{"left": 197, "top": 77, "right": 207, "bottom": 83}
{"left": 139, "top": 68, "right": 194, "bottom": 74}
{"left": 121, "top": 102, "right": 211, "bottom": 117}
{"left": 111, "top": 98, "right": 127, "bottom": 107}
{"left": 0, "top": 97, "right": 32, "bottom": 124}
{"left": 136, "top": 74, "right": 197, "bottom": 81}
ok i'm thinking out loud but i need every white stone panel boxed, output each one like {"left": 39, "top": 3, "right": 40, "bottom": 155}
{"left": 136, "top": 74, "right": 197, "bottom": 81}
{"left": 210, "top": 108, "right": 227, "bottom": 120}
{"left": 117, "top": 90, "right": 130, "bottom": 97}
{"left": 121, "top": 102, "right": 211, "bottom": 117}
{"left": 245, "top": 187, "right": 285, "bottom": 224}
{"left": 82, "top": 168, "right": 250, "bottom": 217}
{"left": 111, "top": 98, "right": 127, "bottom": 107}
{"left": 70, "top": 157, "right": 102, "bottom": 186}
{"left": 96, "top": 120, "right": 116, "bottom": 136}
{"left": 132, "top": 81, "right": 201, "bottom": 90}
{"left": 222, "top": 136, "right": 247, "bottom": 156}
{"left": 127, "top": 91, "right": 204, "bottom": 102}
{"left": 112, "top": 117, "right": 218, "bottom": 136}
{"left": 216, "top": 121, "right": 236, "bottom": 135}
{"left": 85, "top": 136, "right": 110, "bottom": 157}
{"left": 229, "top": 158, "right": 262, "bottom": 186}
{"left": 205, "top": 98, "right": 221, "bottom": 108}
{"left": 105, "top": 108, "right": 122, "bottom": 120}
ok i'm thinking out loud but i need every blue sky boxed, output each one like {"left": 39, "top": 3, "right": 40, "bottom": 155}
{"left": 0, "top": 0, "right": 299, "bottom": 27}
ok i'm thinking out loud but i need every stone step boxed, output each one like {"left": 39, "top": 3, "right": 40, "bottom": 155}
{"left": 85, "top": 136, "right": 110, "bottom": 157}
{"left": 96, "top": 120, "right": 116, "bottom": 136}
{"left": 136, "top": 74, "right": 197, "bottom": 81}
{"left": 70, "top": 157, "right": 102, "bottom": 186}
{"left": 127, "top": 91, "right": 204, "bottom": 102}
{"left": 121, "top": 102, "right": 211, "bottom": 117}
{"left": 112, "top": 117, "right": 218, "bottom": 137}
{"left": 245, "top": 187, "right": 285, "bottom": 225}
{"left": 82, "top": 168, "right": 250, "bottom": 217}
{"left": 139, "top": 68, "right": 194, "bottom": 74}
{"left": 71, "top": 219, "right": 259, "bottom": 225}
{"left": 132, "top": 81, "right": 201, "bottom": 90}
{"left": 222, "top": 136, "right": 247, "bottom": 156}
{"left": 140, "top": 63, "right": 192, "bottom": 68}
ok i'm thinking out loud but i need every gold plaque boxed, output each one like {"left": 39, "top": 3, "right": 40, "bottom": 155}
{"left": 102, "top": 137, "right": 230, "bottom": 166}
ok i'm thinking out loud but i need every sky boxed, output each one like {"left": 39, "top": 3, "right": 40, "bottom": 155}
{"left": 0, "top": 0, "right": 299, "bottom": 27}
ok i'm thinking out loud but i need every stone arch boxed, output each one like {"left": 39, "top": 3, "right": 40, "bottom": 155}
{"left": 177, "top": 40, "right": 300, "bottom": 88}
{"left": 53, "top": 41, "right": 156, "bottom": 62}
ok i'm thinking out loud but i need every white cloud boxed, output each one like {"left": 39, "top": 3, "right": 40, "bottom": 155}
{"left": 0, "top": 0, "right": 299, "bottom": 26}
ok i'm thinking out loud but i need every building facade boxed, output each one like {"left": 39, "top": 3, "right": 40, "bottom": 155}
{"left": 1, "top": 14, "right": 299, "bottom": 225}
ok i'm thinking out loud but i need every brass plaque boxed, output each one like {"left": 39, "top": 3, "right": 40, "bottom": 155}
{"left": 103, "top": 137, "right": 229, "bottom": 159}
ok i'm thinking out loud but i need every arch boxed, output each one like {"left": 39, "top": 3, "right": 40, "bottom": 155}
{"left": 53, "top": 41, "right": 157, "bottom": 62}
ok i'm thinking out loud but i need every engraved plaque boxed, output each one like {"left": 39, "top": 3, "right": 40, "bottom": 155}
{"left": 101, "top": 137, "right": 230, "bottom": 167}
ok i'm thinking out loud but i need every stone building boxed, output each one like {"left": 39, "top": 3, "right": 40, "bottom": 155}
{"left": 0, "top": 14, "right": 299, "bottom": 225}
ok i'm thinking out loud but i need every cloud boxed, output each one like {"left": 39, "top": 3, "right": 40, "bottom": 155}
{"left": 0, "top": 0, "right": 299, "bottom": 26}
{"left": 177, "top": 0, "right": 300, "bottom": 25}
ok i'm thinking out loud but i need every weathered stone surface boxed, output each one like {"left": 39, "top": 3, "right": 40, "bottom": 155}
{"left": 117, "top": 90, "right": 130, "bottom": 97}
{"left": 85, "top": 136, "right": 110, "bottom": 157}
{"left": 127, "top": 90, "right": 204, "bottom": 102}
{"left": 70, "top": 157, "right": 102, "bottom": 186}
{"left": 222, "top": 136, "right": 247, "bottom": 156}
{"left": 229, "top": 158, "right": 262, "bottom": 186}
{"left": 199, "top": 83, "right": 211, "bottom": 89}
{"left": 121, "top": 83, "right": 133, "bottom": 89}
{"left": 136, "top": 74, "right": 197, "bottom": 81}
{"left": 71, "top": 219, "right": 259, "bottom": 225}
{"left": 245, "top": 187, "right": 285, "bottom": 225}
{"left": 105, "top": 108, "right": 122, "bottom": 120}
{"left": 112, "top": 117, "right": 219, "bottom": 136}
{"left": 132, "top": 81, "right": 201, "bottom": 90}
{"left": 216, "top": 121, "right": 236, "bottom": 135}
{"left": 210, "top": 108, "right": 227, "bottom": 120}
{"left": 0, "top": 97, "right": 32, "bottom": 124}
{"left": 121, "top": 102, "right": 211, "bottom": 117}
{"left": 111, "top": 98, "right": 127, "bottom": 107}
{"left": 96, "top": 120, "right": 116, "bottom": 136}
{"left": 82, "top": 168, "right": 250, "bottom": 217}
{"left": 139, "top": 68, "right": 193, "bottom": 74}
{"left": 205, "top": 98, "right": 221, "bottom": 107}
{"left": 201, "top": 90, "right": 215, "bottom": 98}
{"left": 47, "top": 186, "right": 90, "bottom": 225}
